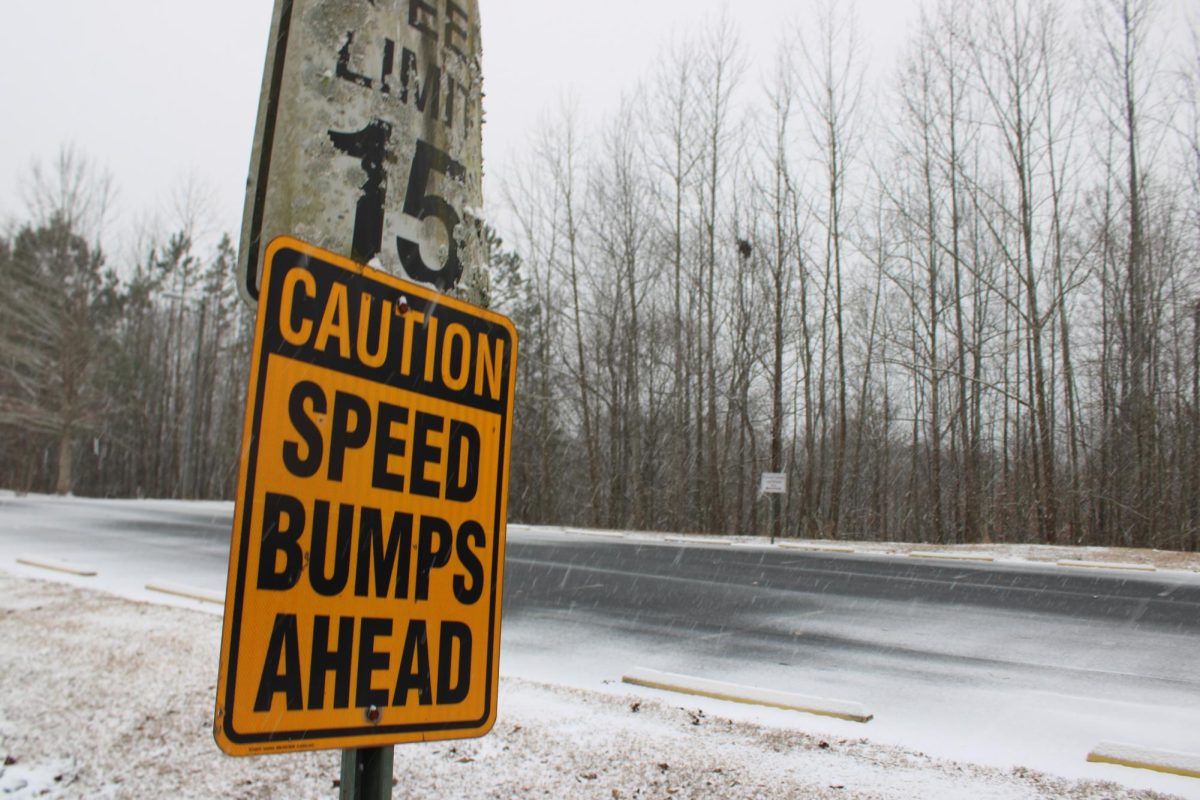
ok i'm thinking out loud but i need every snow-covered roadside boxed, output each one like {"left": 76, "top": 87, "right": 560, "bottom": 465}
{"left": 0, "top": 572, "right": 1180, "bottom": 800}
{"left": 519, "top": 523, "right": 1200, "bottom": 574}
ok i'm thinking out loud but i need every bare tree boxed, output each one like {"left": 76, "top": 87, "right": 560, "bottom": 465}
{"left": 1090, "top": 0, "right": 1171, "bottom": 546}
{"left": 692, "top": 13, "right": 746, "bottom": 532}
{"left": 646, "top": 33, "right": 703, "bottom": 529}
{"left": 968, "top": 0, "right": 1068, "bottom": 543}
{"left": 538, "top": 103, "right": 603, "bottom": 526}
{"left": 795, "top": 0, "right": 865, "bottom": 538}
{"left": 759, "top": 45, "right": 802, "bottom": 540}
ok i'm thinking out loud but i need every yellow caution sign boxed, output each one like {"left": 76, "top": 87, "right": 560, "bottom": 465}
{"left": 215, "top": 237, "right": 517, "bottom": 756}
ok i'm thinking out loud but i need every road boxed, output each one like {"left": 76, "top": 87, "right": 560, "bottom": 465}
{"left": 503, "top": 527, "right": 1200, "bottom": 686}
{"left": 2, "top": 494, "right": 1198, "bottom": 794}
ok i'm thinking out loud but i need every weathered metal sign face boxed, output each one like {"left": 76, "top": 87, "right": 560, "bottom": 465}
{"left": 237, "top": 0, "right": 485, "bottom": 306}
{"left": 215, "top": 237, "right": 517, "bottom": 756}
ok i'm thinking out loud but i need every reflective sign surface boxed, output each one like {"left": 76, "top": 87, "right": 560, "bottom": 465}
{"left": 216, "top": 237, "right": 516, "bottom": 756}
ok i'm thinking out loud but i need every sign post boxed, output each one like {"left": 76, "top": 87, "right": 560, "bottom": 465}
{"left": 340, "top": 746, "right": 394, "bottom": 799}
{"left": 215, "top": 239, "right": 517, "bottom": 793}
{"left": 226, "top": 2, "right": 489, "bottom": 795}
{"left": 760, "top": 472, "right": 787, "bottom": 544}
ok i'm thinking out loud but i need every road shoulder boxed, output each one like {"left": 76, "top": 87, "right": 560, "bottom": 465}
{"left": 0, "top": 571, "right": 1179, "bottom": 800}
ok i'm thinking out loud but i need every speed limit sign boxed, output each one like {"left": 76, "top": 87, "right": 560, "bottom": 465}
{"left": 237, "top": 0, "right": 486, "bottom": 305}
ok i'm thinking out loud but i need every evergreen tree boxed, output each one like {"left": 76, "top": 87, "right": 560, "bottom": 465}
{"left": 0, "top": 216, "right": 118, "bottom": 493}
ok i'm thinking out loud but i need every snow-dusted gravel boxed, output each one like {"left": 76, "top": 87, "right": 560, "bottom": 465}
{"left": 0, "top": 572, "right": 1183, "bottom": 799}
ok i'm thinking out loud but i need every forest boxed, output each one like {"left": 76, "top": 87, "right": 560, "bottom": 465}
{"left": 2, "top": 0, "right": 1198, "bottom": 551}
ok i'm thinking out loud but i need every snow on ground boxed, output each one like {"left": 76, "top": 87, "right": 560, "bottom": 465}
{"left": 0, "top": 572, "right": 1181, "bottom": 800}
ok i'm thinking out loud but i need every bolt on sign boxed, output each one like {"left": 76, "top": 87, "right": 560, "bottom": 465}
{"left": 237, "top": 0, "right": 486, "bottom": 307}
{"left": 214, "top": 237, "right": 517, "bottom": 755}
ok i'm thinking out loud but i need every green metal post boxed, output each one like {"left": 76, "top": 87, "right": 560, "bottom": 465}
{"left": 340, "top": 747, "right": 394, "bottom": 800}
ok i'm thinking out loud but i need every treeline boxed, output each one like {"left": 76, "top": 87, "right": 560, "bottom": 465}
{"left": 497, "top": 0, "right": 1200, "bottom": 550}
{"left": 0, "top": 155, "right": 520, "bottom": 503}
{"left": 0, "top": 154, "right": 255, "bottom": 499}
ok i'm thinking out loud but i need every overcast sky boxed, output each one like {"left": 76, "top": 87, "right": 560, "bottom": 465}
{"left": 0, "top": 0, "right": 928, "bottom": 253}
{"left": 1, "top": 0, "right": 1191, "bottom": 256}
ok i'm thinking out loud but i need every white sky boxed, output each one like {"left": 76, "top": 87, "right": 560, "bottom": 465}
{"left": 3, "top": 0, "right": 1193, "bottom": 256}
{"left": 0, "top": 0, "right": 922, "bottom": 254}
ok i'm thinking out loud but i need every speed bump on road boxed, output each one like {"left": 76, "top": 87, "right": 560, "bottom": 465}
{"left": 910, "top": 551, "right": 996, "bottom": 563}
{"left": 1057, "top": 559, "right": 1156, "bottom": 572}
{"left": 622, "top": 667, "right": 873, "bottom": 723}
{"left": 665, "top": 536, "right": 733, "bottom": 546}
{"left": 145, "top": 581, "right": 224, "bottom": 605}
{"left": 778, "top": 542, "right": 856, "bottom": 554}
{"left": 15, "top": 555, "right": 97, "bottom": 577}
{"left": 1088, "top": 741, "right": 1200, "bottom": 779}
{"left": 567, "top": 528, "right": 627, "bottom": 539}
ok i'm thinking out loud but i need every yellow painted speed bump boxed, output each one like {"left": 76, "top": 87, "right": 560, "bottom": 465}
{"left": 665, "top": 536, "right": 733, "bottom": 546}
{"left": 910, "top": 551, "right": 995, "bottom": 563}
{"left": 1058, "top": 559, "right": 1156, "bottom": 572}
{"left": 16, "top": 556, "right": 97, "bottom": 577}
{"left": 622, "top": 667, "right": 872, "bottom": 723}
{"left": 145, "top": 581, "right": 224, "bottom": 605}
{"left": 568, "top": 528, "right": 627, "bottom": 539}
{"left": 1088, "top": 741, "right": 1200, "bottom": 779}
{"left": 778, "top": 542, "right": 856, "bottom": 554}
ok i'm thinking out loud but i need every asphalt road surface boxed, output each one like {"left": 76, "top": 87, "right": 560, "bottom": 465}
{"left": 502, "top": 528, "right": 1200, "bottom": 697}
{"left": 3, "top": 494, "right": 1199, "bottom": 792}
{"left": 3, "top": 494, "right": 1198, "bottom": 700}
